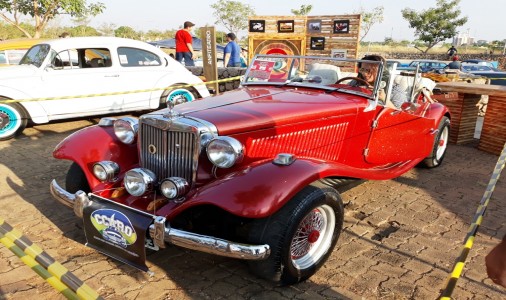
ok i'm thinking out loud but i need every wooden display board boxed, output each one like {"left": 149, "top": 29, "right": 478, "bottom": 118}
{"left": 248, "top": 14, "right": 361, "bottom": 60}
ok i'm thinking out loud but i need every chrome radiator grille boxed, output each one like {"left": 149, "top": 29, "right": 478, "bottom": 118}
{"left": 139, "top": 122, "right": 198, "bottom": 185}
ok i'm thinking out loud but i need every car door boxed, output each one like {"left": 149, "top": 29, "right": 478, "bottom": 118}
{"left": 364, "top": 83, "right": 436, "bottom": 164}
{"left": 114, "top": 47, "right": 168, "bottom": 110}
{"left": 38, "top": 48, "right": 123, "bottom": 119}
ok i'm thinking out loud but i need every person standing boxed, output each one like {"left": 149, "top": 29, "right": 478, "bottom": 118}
{"left": 486, "top": 234, "right": 506, "bottom": 287}
{"left": 223, "top": 33, "right": 241, "bottom": 67}
{"left": 447, "top": 55, "right": 462, "bottom": 70}
{"left": 447, "top": 45, "right": 457, "bottom": 58}
{"left": 175, "top": 21, "right": 195, "bottom": 66}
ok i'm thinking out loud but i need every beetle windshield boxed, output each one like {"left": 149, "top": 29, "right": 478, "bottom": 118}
{"left": 242, "top": 55, "right": 385, "bottom": 100}
{"left": 19, "top": 44, "right": 50, "bottom": 68}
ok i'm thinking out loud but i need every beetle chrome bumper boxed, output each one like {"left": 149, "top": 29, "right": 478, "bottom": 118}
{"left": 49, "top": 180, "right": 270, "bottom": 260}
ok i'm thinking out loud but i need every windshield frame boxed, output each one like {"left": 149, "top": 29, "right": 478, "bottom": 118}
{"left": 242, "top": 54, "right": 385, "bottom": 102}
{"left": 19, "top": 44, "right": 51, "bottom": 68}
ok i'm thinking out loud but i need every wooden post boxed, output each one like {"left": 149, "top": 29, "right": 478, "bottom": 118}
{"left": 200, "top": 26, "right": 219, "bottom": 95}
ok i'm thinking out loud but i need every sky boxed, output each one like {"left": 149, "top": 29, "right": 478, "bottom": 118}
{"left": 83, "top": 0, "right": 502, "bottom": 42}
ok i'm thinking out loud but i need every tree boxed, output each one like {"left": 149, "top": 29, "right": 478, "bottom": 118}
{"left": 402, "top": 0, "right": 467, "bottom": 53}
{"left": 114, "top": 26, "right": 139, "bottom": 39}
{"left": 356, "top": 6, "right": 384, "bottom": 42}
{"left": 291, "top": 4, "right": 312, "bottom": 16}
{"left": 0, "top": 0, "right": 105, "bottom": 38}
{"left": 210, "top": 0, "right": 255, "bottom": 35}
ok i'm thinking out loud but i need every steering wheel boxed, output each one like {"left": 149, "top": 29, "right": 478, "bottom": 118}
{"left": 335, "top": 76, "right": 372, "bottom": 88}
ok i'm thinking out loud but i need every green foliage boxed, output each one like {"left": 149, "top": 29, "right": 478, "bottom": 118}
{"left": 291, "top": 4, "right": 312, "bottom": 16}
{"left": 114, "top": 26, "right": 139, "bottom": 39}
{"left": 356, "top": 6, "right": 384, "bottom": 42}
{"left": 69, "top": 25, "right": 100, "bottom": 37}
{"left": 401, "top": 0, "right": 467, "bottom": 53}
{"left": 210, "top": 0, "right": 255, "bottom": 35}
{"left": 0, "top": 0, "right": 105, "bottom": 38}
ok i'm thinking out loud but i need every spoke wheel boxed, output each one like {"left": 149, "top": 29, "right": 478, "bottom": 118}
{"left": 422, "top": 116, "right": 450, "bottom": 168}
{"left": 290, "top": 205, "right": 335, "bottom": 270}
{"left": 248, "top": 186, "right": 343, "bottom": 285}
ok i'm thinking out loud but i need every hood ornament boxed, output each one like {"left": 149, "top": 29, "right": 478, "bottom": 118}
{"left": 163, "top": 100, "right": 180, "bottom": 119}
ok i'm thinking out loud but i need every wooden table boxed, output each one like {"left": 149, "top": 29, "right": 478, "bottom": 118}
{"left": 436, "top": 82, "right": 506, "bottom": 155}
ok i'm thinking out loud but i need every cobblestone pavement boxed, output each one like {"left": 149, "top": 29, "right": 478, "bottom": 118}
{"left": 0, "top": 118, "right": 505, "bottom": 300}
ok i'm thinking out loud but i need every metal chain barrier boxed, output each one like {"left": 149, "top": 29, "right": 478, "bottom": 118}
{"left": 439, "top": 142, "right": 506, "bottom": 299}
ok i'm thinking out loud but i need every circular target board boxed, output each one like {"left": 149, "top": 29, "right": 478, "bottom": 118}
{"left": 253, "top": 40, "right": 302, "bottom": 80}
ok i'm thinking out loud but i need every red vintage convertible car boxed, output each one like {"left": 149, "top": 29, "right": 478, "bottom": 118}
{"left": 50, "top": 55, "right": 450, "bottom": 284}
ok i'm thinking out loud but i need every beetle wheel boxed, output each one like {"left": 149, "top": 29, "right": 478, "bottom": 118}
{"left": 248, "top": 186, "right": 343, "bottom": 285}
{"left": 0, "top": 102, "right": 28, "bottom": 141}
{"left": 164, "top": 88, "right": 196, "bottom": 105}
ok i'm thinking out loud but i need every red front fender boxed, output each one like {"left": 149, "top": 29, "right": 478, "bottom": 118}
{"left": 160, "top": 158, "right": 357, "bottom": 219}
{"left": 53, "top": 125, "right": 139, "bottom": 189}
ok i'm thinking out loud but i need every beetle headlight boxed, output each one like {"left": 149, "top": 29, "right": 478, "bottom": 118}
{"left": 114, "top": 117, "right": 138, "bottom": 144}
{"left": 124, "top": 168, "right": 156, "bottom": 196}
{"left": 93, "top": 161, "right": 120, "bottom": 182}
{"left": 206, "top": 136, "right": 244, "bottom": 168}
{"left": 160, "top": 177, "right": 189, "bottom": 199}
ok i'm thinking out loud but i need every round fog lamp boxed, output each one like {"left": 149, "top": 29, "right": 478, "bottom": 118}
{"left": 93, "top": 161, "right": 119, "bottom": 182}
{"left": 114, "top": 117, "right": 138, "bottom": 144}
{"left": 160, "top": 177, "right": 189, "bottom": 199}
{"left": 124, "top": 168, "right": 156, "bottom": 197}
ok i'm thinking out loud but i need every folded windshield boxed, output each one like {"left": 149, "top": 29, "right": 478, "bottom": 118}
{"left": 243, "top": 55, "right": 386, "bottom": 100}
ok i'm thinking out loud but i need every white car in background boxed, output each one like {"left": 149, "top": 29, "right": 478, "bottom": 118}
{"left": 0, "top": 36, "right": 210, "bottom": 140}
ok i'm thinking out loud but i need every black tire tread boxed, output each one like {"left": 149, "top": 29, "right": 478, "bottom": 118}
{"left": 65, "top": 162, "right": 91, "bottom": 193}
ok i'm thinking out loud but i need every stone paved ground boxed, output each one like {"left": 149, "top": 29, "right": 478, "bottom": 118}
{"left": 0, "top": 118, "right": 505, "bottom": 300}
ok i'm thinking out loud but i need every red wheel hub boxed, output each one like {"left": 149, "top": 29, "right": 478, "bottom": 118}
{"left": 439, "top": 139, "right": 445, "bottom": 147}
{"left": 308, "top": 230, "right": 320, "bottom": 243}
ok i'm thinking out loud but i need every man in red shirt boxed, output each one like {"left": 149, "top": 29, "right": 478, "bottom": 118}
{"left": 175, "top": 21, "right": 195, "bottom": 66}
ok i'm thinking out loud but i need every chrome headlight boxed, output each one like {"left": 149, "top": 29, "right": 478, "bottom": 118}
{"left": 160, "top": 177, "right": 189, "bottom": 199}
{"left": 93, "top": 161, "right": 120, "bottom": 182}
{"left": 114, "top": 117, "right": 138, "bottom": 144}
{"left": 124, "top": 168, "right": 156, "bottom": 196}
{"left": 206, "top": 136, "right": 244, "bottom": 168}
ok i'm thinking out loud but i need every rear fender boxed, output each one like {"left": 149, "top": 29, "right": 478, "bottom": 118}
{"left": 53, "top": 124, "right": 139, "bottom": 189}
{"left": 164, "top": 158, "right": 354, "bottom": 219}
{"left": 0, "top": 86, "right": 49, "bottom": 123}
{"left": 426, "top": 102, "right": 450, "bottom": 125}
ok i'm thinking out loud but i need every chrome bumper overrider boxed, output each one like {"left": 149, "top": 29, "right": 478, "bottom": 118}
{"left": 49, "top": 180, "right": 270, "bottom": 260}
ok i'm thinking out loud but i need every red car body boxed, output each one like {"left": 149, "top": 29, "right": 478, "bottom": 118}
{"left": 51, "top": 55, "right": 450, "bottom": 284}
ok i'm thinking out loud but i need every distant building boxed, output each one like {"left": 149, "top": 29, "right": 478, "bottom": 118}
{"left": 453, "top": 32, "right": 475, "bottom": 46}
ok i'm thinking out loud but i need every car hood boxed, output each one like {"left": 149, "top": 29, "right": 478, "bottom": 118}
{"left": 0, "top": 65, "right": 38, "bottom": 80}
{"left": 153, "top": 86, "right": 364, "bottom": 135}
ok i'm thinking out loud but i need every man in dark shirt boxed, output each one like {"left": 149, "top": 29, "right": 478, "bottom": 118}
{"left": 447, "top": 55, "right": 462, "bottom": 70}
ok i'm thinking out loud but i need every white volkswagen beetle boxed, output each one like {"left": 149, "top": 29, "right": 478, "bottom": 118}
{"left": 0, "top": 36, "right": 210, "bottom": 140}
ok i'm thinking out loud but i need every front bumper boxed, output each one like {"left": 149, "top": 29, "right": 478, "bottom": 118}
{"left": 50, "top": 179, "right": 270, "bottom": 260}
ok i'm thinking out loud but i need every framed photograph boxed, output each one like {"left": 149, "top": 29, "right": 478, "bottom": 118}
{"left": 310, "top": 37, "right": 325, "bottom": 50}
{"left": 333, "top": 20, "right": 350, "bottom": 34}
{"left": 249, "top": 20, "right": 265, "bottom": 33}
{"left": 331, "top": 49, "right": 347, "bottom": 59}
{"left": 307, "top": 20, "right": 321, "bottom": 33}
{"left": 277, "top": 20, "right": 294, "bottom": 33}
